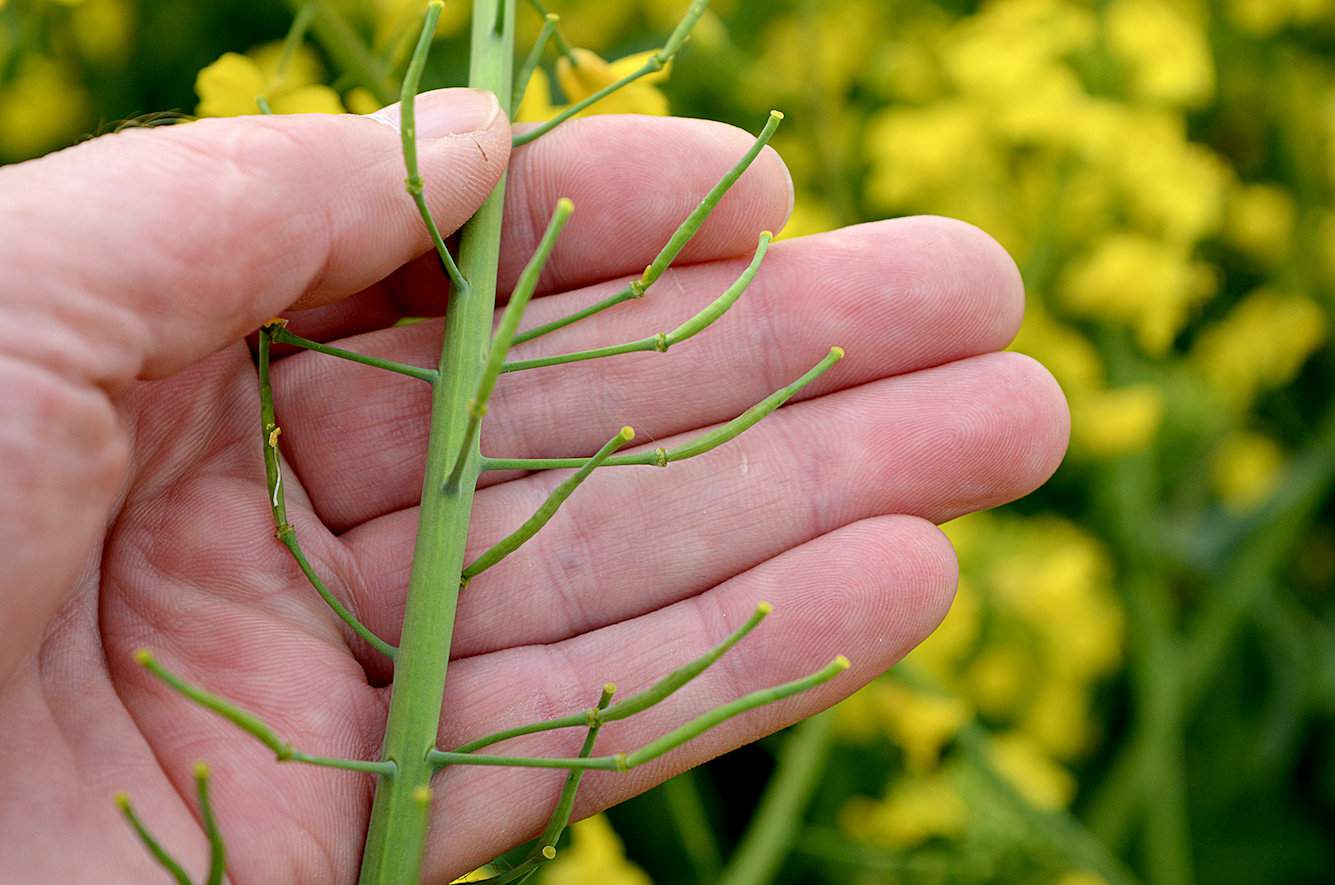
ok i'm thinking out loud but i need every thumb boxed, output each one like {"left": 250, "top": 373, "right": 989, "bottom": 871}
{"left": 0, "top": 88, "right": 507, "bottom": 683}
{"left": 0, "top": 87, "right": 508, "bottom": 390}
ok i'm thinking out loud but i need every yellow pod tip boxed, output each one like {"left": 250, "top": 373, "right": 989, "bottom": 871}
{"left": 193, "top": 762, "right": 211, "bottom": 780}
{"left": 619, "top": 426, "right": 636, "bottom": 441}
{"left": 556, "top": 197, "right": 575, "bottom": 214}
{"left": 542, "top": 845, "right": 557, "bottom": 860}
{"left": 412, "top": 785, "right": 433, "bottom": 805}
{"left": 834, "top": 655, "right": 851, "bottom": 671}
{"left": 756, "top": 601, "right": 774, "bottom": 615}
{"left": 132, "top": 648, "right": 154, "bottom": 666}
{"left": 830, "top": 346, "right": 845, "bottom": 359}
{"left": 113, "top": 792, "right": 131, "bottom": 810}
{"left": 770, "top": 109, "right": 785, "bottom": 121}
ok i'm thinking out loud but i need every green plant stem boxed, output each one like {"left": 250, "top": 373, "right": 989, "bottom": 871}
{"left": 287, "top": 0, "right": 396, "bottom": 104}
{"left": 454, "top": 602, "right": 772, "bottom": 753}
{"left": 194, "top": 764, "right": 227, "bottom": 885}
{"left": 401, "top": 1, "right": 470, "bottom": 298}
{"left": 445, "top": 197, "right": 574, "bottom": 492}
{"left": 512, "top": 109, "right": 783, "bottom": 345}
{"left": 526, "top": 0, "right": 574, "bottom": 63}
{"left": 357, "top": 2, "right": 515, "bottom": 882}
{"left": 716, "top": 710, "right": 835, "bottom": 885}
{"left": 114, "top": 793, "right": 192, "bottom": 885}
{"left": 512, "top": 13, "right": 558, "bottom": 116}
{"left": 662, "top": 770, "right": 723, "bottom": 881}
{"left": 463, "top": 426, "right": 633, "bottom": 580}
{"left": 134, "top": 650, "right": 397, "bottom": 776}
{"left": 511, "top": 0, "right": 712, "bottom": 147}
{"left": 258, "top": 327, "right": 399, "bottom": 659}
{"left": 482, "top": 346, "right": 843, "bottom": 472}
{"left": 431, "top": 656, "right": 850, "bottom": 771}
{"left": 503, "top": 231, "right": 769, "bottom": 372}
{"left": 269, "top": 325, "right": 438, "bottom": 383}
{"left": 954, "top": 724, "right": 1143, "bottom": 885}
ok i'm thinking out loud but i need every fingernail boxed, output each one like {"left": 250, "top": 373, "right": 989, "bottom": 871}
{"left": 414, "top": 88, "right": 501, "bottom": 137}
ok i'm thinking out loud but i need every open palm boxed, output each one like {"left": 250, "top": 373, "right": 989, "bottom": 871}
{"left": 0, "top": 91, "right": 1068, "bottom": 883}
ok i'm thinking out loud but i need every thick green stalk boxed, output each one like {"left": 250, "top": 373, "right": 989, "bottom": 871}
{"left": 716, "top": 711, "right": 835, "bottom": 885}
{"left": 357, "top": 2, "right": 515, "bottom": 882}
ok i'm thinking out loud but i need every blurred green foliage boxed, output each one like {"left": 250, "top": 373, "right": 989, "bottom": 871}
{"left": 3, "top": 0, "right": 1333, "bottom": 883}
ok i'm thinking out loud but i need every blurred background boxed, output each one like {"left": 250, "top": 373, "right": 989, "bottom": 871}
{"left": 3, "top": 0, "right": 1332, "bottom": 883}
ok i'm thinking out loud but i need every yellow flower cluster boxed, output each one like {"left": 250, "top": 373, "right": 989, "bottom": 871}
{"left": 838, "top": 513, "right": 1123, "bottom": 850}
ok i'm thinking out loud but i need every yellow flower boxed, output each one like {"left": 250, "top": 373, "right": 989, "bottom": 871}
{"left": 1070, "top": 385, "right": 1165, "bottom": 458}
{"left": 840, "top": 770, "right": 967, "bottom": 849}
{"left": 515, "top": 49, "right": 672, "bottom": 124}
{"left": 1060, "top": 234, "right": 1216, "bottom": 354}
{"left": 0, "top": 57, "right": 93, "bottom": 160}
{"left": 987, "top": 732, "right": 1076, "bottom": 810}
{"left": 1056, "top": 872, "right": 1110, "bottom": 885}
{"left": 196, "top": 43, "right": 344, "bottom": 117}
{"left": 71, "top": 0, "right": 135, "bottom": 67}
{"left": 1107, "top": 0, "right": 1214, "bottom": 107}
{"left": 1191, "top": 288, "right": 1328, "bottom": 410}
{"left": 542, "top": 815, "right": 652, "bottom": 885}
{"left": 1224, "top": 182, "right": 1296, "bottom": 264}
{"left": 1212, "top": 431, "right": 1285, "bottom": 512}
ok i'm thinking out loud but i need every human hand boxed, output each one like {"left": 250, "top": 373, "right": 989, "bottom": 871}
{"left": 0, "top": 88, "right": 1067, "bottom": 882}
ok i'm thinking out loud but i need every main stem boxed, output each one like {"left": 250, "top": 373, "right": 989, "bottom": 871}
{"left": 358, "top": 3, "right": 513, "bottom": 882}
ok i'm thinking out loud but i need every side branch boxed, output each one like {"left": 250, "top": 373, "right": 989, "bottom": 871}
{"left": 462, "top": 426, "right": 634, "bottom": 582}
{"left": 512, "top": 12, "right": 560, "bottom": 116}
{"left": 452, "top": 602, "right": 773, "bottom": 754}
{"left": 259, "top": 325, "right": 399, "bottom": 659}
{"left": 134, "top": 650, "right": 397, "bottom": 777}
{"left": 491, "top": 684, "right": 619, "bottom": 883}
{"left": 114, "top": 793, "right": 192, "bottom": 885}
{"left": 511, "top": 0, "right": 712, "bottom": 147}
{"left": 513, "top": 110, "right": 784, "bottom": 345}
{"left": 481, "top": 345, "right": 843, "bottom": 473}
{"left": 268, "top": 325, "right": 438, "bottom": 383}
{"left": 502, "top": 231, "right": 771, "bottom": 373}
{"left": 429, "top": 656, "right": 850, "bottom": 771}
{"left": 402, "top": 1, "right": 470, "bottom": 297}
{"left": 444, "top": 197, "right": 575, "bottom": 491}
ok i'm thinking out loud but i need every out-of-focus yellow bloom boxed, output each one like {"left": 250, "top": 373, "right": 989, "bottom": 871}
{"left": 1060, "top": 234, "right": 1216, "bottom": 354}
{"left": 345, "top": 87, "right": 382, "bottom": 116}
{"left": 1056, "top": 871, "right": 1110, "bottom": 885}
{"left": 909, "top": 575, "right": 982, "bottom": 680}
{"left": 1191, "top": 288, "right": 1328, "bottom": 410}
{"left": 988, "top": 732, "right": 1077, "bottom": 810}
{"left": 966, "top": 643, "right": 1033, "bottom": 719}
{"left": 1212, "top": 431, "right": 1285, "bottom": 512}
{"left": 1224, "top": 182, "right": 1296, "bottom": 264}
{"left": 196, "top": 43, "right": 345, "bottom": 117}
{"left": 1228, "top": 0, "right": 1335, "bottom": 36}
{"left": 542, "top": 815, "right": 651, "bottom": 885}
{"left": 0, "top": 57, "right": 93, "bottom": 160}
{"left": 1107, "top": 0, "right": 1214, "bottom": 107}
{"left": 1070, "top": 385, "right": 1165, "bottom": 458}
{"left": 840, "top": 771, "right": 967, "bottom": 849}
{"left": 836, "top": 680, "right": 972, "bottom": 772}
{"left": 515, "top": 49, "right": 672, "bottom": 124}
{"left": 71, "top": 0, "right": 135, "bottom": 66}
{"left": 777, "top": 195, "right": 840, "bottom": 240}
{"left": 1010, "top": 303, "right": 1105, "bottom": 394}
{"left": 1021, "top": 677, "right": 1098, "bottom": 760}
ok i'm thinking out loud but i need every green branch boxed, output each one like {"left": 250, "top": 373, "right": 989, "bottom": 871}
{"left": 526, "top": 0, "right": 574, "bottom": 63}
{"left": 482, "top": 345, "right": 843, "bottom": 472}
{"left": 134, "top": 650, "right": 397, "bottom": 777}
{"left": 259, "top": 324, "right": 399, "bottom": 660}
{"left": 512, "top": 13, "right": 559, "bottom": 116}
{"left": 268, "top": 325, "right": 438, "bottom": 383}
{"left": 462, "top": 425, "right": 633, "bottom": 581}
{"left": 502, "top": 231, "right": 770, "bottom": 372}
{"left": 513, "top": 111, "right": 784, "bottom": 345}
{"left": 194, "top": 764, "right": 227, "bottom": 885}
{"left": 445, "top": 197, "right": 575, "bottom": 491}
{"left": 453, "top": 602, "right": 773, "bottom": 754}
{"left": 511, "top": 0, "right": 712, "bottom": 147}
{"left": 430, "top": 656, "right": 850, "bottom": 770}
{"left": 401, "top": 1, "right": 470, "bottom": 298}
{"left": 115, "top": 793, "right": 192, "bottom": 885}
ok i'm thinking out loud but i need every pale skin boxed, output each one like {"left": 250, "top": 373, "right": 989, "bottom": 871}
{"left": 0, "top": 88, "right": 1069, "bottom": 883}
